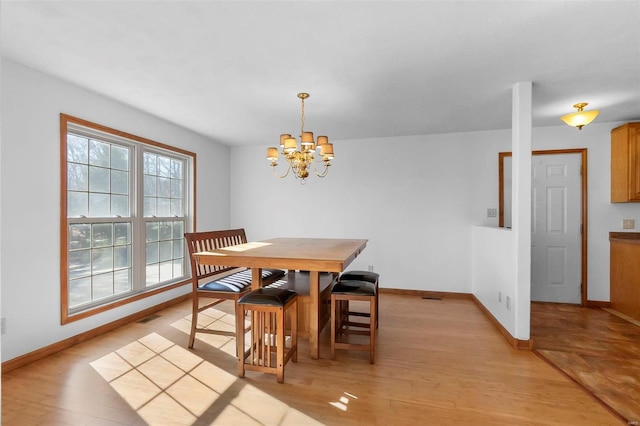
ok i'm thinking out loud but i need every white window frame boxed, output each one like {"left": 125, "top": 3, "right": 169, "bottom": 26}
{"left": 60, "top": 114, "right": 196, "bottom": 324}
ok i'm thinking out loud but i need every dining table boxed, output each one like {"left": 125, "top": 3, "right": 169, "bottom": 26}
{"left": 193, "top": 237, "right": 368, "bottom": 359}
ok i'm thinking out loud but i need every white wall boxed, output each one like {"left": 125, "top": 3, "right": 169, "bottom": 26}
{"left": 0, "top": 58, "right": 231, "bottom": 362}
{"left": 231, "top": 130, "right": 512, "bottom": 294}
{"left": 471, "top": 226, "right": 516, "bottom": 334}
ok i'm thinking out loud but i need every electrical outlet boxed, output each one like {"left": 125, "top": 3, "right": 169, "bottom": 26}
{"left": 506, "top": 296, "right": 511, "bottom": 310}
{"left": 623, "top": 219, "right": 635, "bottom": 229}
{"left": 1, "top": 317, "right": 6, "bottom": 335}
{"left": 487, "top": 208, "right": 497, "bottom": 218}
{"left": 368, "top": 265, "right": 374, "bottom": 272}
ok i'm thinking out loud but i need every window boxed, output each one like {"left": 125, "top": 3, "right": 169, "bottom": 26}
{"left": 61, "top": 114, "right": 195, "bottom": 323}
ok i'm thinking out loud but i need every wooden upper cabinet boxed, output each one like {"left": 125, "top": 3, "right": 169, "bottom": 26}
{"left": 611, "top": 122, "right": 640, "bottom": 202}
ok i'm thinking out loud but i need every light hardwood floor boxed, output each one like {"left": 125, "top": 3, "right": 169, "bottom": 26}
{"left": 2, "top": 294, "right": 624, "bottom": 425}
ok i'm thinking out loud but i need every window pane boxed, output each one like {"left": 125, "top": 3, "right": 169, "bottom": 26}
{"left": 111, "top": 170, "right": 128, "bottom": 195}
{"left": 170, "top": 178, "right": 183, "bottom": 199}
{"left": 143, "top": 152, "right": 157, "bottom": 175}
{"left": 89, "top": 140, "right": 110, "bottom": 167}
{"left": 89, "top": 193, "right": 110, "bottom": 217}
{"left": 146, "top": 222, "right": 159, "bottom": 242}
{"left": 111, "top": 145, "right": 129, "bottom": 171}
{"left": 146, "top": 264, "right": 159, "bottom": 286}
{"left": 69, "top": 224, "right": 91, "bottom": 250}
{"left": 159, "top": 241, "right": 172, "bottom": 262}
{"left": 69, "top": 249, "right": 91, "bottom": 279}
{"left": 111, "top": 195, "right": 129, "bottom": 217}
{"left": 171, "top": 159, "right": 182, "bottom": 179}
{"left": 68, "top": 192, "right": 88, "bottom": 217}
{"left": 114, "top": 269, "right": 131, "bottom": 294}
{"left": 114, "top": 245, "right": 131, "bottom": 269}
{"left": 93, "top": 272, "right": 114, "bottom": 300}
{"left": 159, "top": 222, "right": 172, "bottom": 240}
{"left": 159, "top": 261, "right": 173, "bottom": 282}
{"left": 144, "top": 196, "right": 156, "bottom": 217}
{"left": 173, "top": 259, "right": 183, "bottom": 277}
{"left": 68, "top": 163, "right": 88, "bottom": 191}
{"left": 157, "top": 198, "right": 171, "bottom": 217}
{"left": 89, "top": 166, "right": 110, "bottom": 193}
{"left": 92, "top": 223, "right": 113, "bottom": 247}
{"left": 114, "top": 223, "right": 131, "bottom": 245}
{"left": 67, "top": 135, "right": 88, "bottom": 163}
{"left": 170, "top": 199, "right": 183, "bottom": 216}
{"left": 69, "top": 277, "right": 91, "bottom": 308}
{"left": 92, "top": 247, "right": 113, "bottom": 274}
{"left": 146, "top": 241, "right": 159, "bottom": 265}
{"left": 157, "top": 156, "right": 170, "bottom": 177}
{"left": 144, "top": 175, "right": 156, "bottom": 196}
{"left": 172, "top": 221, "right": 184, "bottom": 239}
{"left": 157, "top": 177, "right": 170, "bottom": 197}
{"left": 173, "top": 239, "right": 184, "bottom": 258}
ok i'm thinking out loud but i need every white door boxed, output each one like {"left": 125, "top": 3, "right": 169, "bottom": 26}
{"left": 530, "top": 153, "right": 582, "bottom": 303}
{"left": 503, "top": 153, "right": 582, "bottom": 303}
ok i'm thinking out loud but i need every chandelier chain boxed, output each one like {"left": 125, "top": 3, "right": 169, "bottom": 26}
{"left": 300, "top": 97, "right": 305, "bottom": 137}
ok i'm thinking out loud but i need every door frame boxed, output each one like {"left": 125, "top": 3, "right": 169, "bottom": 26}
{"left": 498, "top": 148, "right": 588, "bottom": 306}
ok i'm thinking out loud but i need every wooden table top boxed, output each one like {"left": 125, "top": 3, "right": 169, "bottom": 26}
{"left": 193, "top": 237, "right": 368, "bottom": 272}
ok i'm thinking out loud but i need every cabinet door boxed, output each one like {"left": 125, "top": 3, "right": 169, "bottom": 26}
{"left": 631, "top": 127, "right": 640, "bottom": 201}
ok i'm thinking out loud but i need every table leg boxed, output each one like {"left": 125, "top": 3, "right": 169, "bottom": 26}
{"left": 309, "top": 270, "right": 320, "bottom": 359}
{"left": 251, "top": 267, "right": 263, "bottom": 290}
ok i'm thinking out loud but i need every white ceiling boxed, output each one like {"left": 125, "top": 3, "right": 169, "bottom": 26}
{"left": 2, "top": 1, "right": 639, "bottom": 146}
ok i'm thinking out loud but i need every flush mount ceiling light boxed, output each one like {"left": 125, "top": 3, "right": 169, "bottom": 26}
{"left": 560, "top": 102, "right": 600, "bottom": 130}
{"left": 266, "top": 93, "right": 334, "bottom": 183}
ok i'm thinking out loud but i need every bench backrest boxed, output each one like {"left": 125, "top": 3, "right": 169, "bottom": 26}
{"left": 184, "top": 228, "right": 248, "bottom": 283}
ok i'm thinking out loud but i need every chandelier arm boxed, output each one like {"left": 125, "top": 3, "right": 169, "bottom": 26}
{"left": 271, "top": 161, "right": 292, "bottom": 179}
{"left": 313, "top": 161, "right": 330, "bottom": 178}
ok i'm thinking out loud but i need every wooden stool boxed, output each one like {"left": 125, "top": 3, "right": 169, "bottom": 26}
{"left": 331, "top": 280, "right": 377, "bottom": 364}
{"left": 339, "top": 270, "right": 380, "bottom": 328}
{"left": 236, "top": 288, "right": 298, "bottom": 383}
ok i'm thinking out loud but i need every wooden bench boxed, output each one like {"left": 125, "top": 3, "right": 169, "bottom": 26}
{"left": 184, "top": 228, "right": 285, "bottom": 348}
{"left": 266, "top": 271, "right": 337, "bottom": 339}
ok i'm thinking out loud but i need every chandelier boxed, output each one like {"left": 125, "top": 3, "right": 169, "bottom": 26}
{"left": 267, "top": 92, "right": 334, "bottom": 182}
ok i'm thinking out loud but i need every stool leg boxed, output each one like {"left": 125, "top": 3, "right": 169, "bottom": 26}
{"left": 236, "top": 303, "right": 246, "bottom": 378}
{"left": 331, "top": 295, "right": 336, "bottom": 360}
{"left": 369, "top": 296, "right": 376, "bottom": 364}
{"left": 277, "top": 306, "right": 285, "bottom": 383}
{"left": 375, "top": 280, "right": 379, "bottom": 328}
{"left": 291, "top": 299, "right": 298, "bottom": 363}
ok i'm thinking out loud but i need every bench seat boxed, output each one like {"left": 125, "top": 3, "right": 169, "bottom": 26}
{"left": 200, "top": 268, "right": 285, "bottom": 292}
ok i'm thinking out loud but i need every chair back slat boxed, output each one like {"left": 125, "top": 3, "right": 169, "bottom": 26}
{"left": 184, "top": 229, "right": 248, "bottom": 283}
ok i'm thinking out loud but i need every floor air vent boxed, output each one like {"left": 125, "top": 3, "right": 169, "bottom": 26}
{"left": 136, "top": 314, "right": 161, "bottom": 324}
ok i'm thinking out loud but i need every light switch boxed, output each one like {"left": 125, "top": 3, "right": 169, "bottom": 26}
{"left": 487, "top": 208, "right": 497, "bottom": 218}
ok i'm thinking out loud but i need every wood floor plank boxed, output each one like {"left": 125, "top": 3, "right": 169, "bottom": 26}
{"left": 2, "top": 295, "right": 623, "bottom": 425}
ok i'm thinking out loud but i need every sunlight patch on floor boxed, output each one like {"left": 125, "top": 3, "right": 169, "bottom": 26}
{"left": 90, "top": 308, "right": 323, "bottom": 425}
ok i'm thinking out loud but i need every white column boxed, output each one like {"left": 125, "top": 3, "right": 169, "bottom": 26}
{"left": 512, "top": 81, "right": 532, "bottom": 340}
